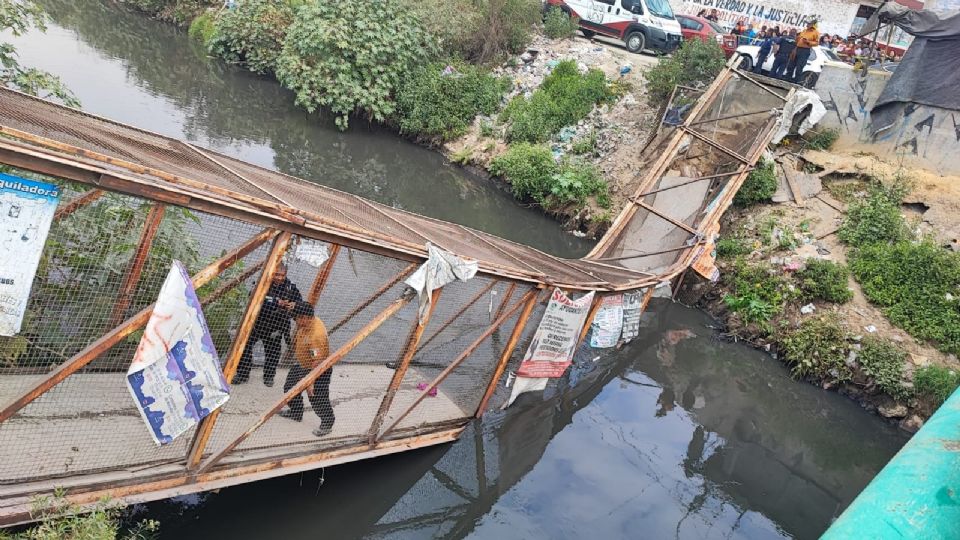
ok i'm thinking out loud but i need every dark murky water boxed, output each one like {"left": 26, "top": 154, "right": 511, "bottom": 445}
{"left": 137, "top": 302, "right": 905, "bottom": 540}
{"left": 10, "top": 0, "right": 593, "bottom": 258}
{"left": 9, "top": 4, "right": 907, "bottom": 539}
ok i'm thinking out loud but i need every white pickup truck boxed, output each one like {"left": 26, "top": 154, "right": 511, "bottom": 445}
{"left": 734, "top": 44, "right": 847, "bottom": 88}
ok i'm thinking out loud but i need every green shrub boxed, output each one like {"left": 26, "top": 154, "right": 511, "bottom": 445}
{"left": 850, "top": 240, "right": 960, "bottom": 354}
{"left": 501, "top": 60, "right": 612, "bottom": 143}
{"left": 0, "top": 493, "right": 158, "bottom": 540}
{"left": 489, "top": 144, "right": 608, "bottom": 210}
{"left": 782, "top": 315, "right": 851, "bottom": 381}
{"left": 796, "top": 259, "right": 853, "bottom": 304}
{"left": 644, "top": 38, "right": 726, "bottom": 106}
{"left": 715, "top": 236, "right": 751, "bottom": 258}
{"left": 209, "top": 0, "right": 294, "bottom": 75}
{"left": 277, "top": 0, "right": 437, "bottom": 130}
{"left": 124, "top": 0, "right": 216, "bottom": 24}
{"left": 543, "top": 6, "right": 578, "bottom": 39}
{"left": 570, "top": 130, "right": 597, "bottom": 155}
{"left": 838, "top": 182, "right": 909, "bottom": 246}
{"left": 805, "top": 128, "right": 840, "bottom": 151}
{"left": 722, "top": 259, "right": 796, "bottom": 327}
{"left": 549, "top": 160, "right": 609, "bottom": 209}
{"left": 858, "top": 337, "right": 909, "bottom": 399}
{"left": 188, "top": 12, "right": 215, "bottom": 45}
{"left": 914, "top": 365, "right": 960, "bottom": 407}
{"left": 395, "top": 63, "right": 508, "bottom": 142}
{"left": 401, "top": 0, "right": 540, "bottom": 64}
{"left": 733, "top": 159, "right": 777, "bottom": 206}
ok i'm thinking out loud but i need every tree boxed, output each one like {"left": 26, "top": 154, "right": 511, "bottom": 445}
{"left": 0, "top": 0, "right": 79, "bottom": 106}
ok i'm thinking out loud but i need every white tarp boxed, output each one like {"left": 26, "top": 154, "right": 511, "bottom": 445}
{"left": 589, "top": 294, "right": 624, "bottom": 348}
{"left": 293, "top": 238, "right": 330, "bottom": 268}
{"left": 620, "top": 291, "right": 644, "bottom": 343}
{"left": 405, "top": 243, "right": 478, "bottom": 324}
{"left": 0, "top": 175, "right": 60, "bottom": 336}
{"left": 126, "top": 261, "right": 230, "bottom": 445}
{"left": 505, "top": 289, "right": 594, "bottom": 407}
{"left": 772, "top": 89, "right": 826, "bottom": 144}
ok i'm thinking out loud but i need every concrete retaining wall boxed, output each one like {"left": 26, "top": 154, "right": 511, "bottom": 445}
{"left": 814, "top": 65, "right": 960, "bottom": 175}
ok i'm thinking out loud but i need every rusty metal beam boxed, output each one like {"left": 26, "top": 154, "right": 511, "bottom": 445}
{"left": 378, "top": 289, "right": 536, "bottom": 440}
{"left": 367, "top": 290, "right": 442, "bottom": 445}
{"left": 307, "top": 243, "right": 341, "bottom": 305}
{"left": 634, "top": 168, "right": 753, "bottom": 199}
{"left": 680, "top": 126, "right": 751, "bottom": 164}
{"left": 492, "top": 283, "right": 517, "bottom": 321}
{"left": 475, "top": 288, "right": 541, "bottom": 417}
{"left": 688, "top": 110, "right": 772, "bottom": 127}
{"left": 730, "top": 68, "right": 789, "bottom": 101}
{"left": 635, "top": 200, "right": 698, "bottom": 235}
{"left": 329, "top": 263, "right": 417, "bottom": 333}
{"left": 54, "top": 189, "right": 104, "bottom": 220}
{"left": 108, "top": 203, "right": 167, "bottom": 327}
{"left": 195, "top": 291, "right": 415, "bottom": 474}
{"left": 418, "top": 281, "right": 496, "bottom": 351}
{"left": 0, "top": 228, "right": 280, "bottom": 424}
{"left": 187, "top": 232, "right": 293, "bottom": 468}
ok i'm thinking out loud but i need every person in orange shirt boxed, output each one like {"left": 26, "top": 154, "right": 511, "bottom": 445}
{"left": 788, "top": 20, "right": 820, "bottom": 83}
{"left": 279, "top": 301, "right": 336, "bottom": 437}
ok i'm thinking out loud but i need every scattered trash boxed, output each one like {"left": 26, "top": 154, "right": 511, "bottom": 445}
{"left": 441, "top": 65, "right": 457, "bottom": 76}
{"left": 416, "top": 382, "right": 438, "bottom": 397}
{"left": 520, "top": 52, "right": 534, "bottom": 64}
{"left": 800, "top": 303, "right": 816, "bottom": 314}
{"left": 546, "top": 59, "right": 560, "bottom": 69}
{"left": 619, "top": 64, "right": 632, "bottom": 77}
{"left": 865, "top": 325, "right": 878, "bottom": 333}
{"left": 558, "top": 126, "right": 577, "bottom": 142}
{"left": 946, "top": 293, "right": 955, "bottom": 302}
{"left": 784, "top": 260, "right": 803, "bottom": 272}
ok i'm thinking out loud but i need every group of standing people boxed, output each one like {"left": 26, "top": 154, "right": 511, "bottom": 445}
{"left": 749, "top": 22, "right": 820, "bottom": 83}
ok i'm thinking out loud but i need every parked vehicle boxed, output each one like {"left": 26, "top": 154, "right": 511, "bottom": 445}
{"left": 675, "top": 14, "right": 737, "bottom": 57}
{"left": 546, "top": 0, "right": 682, "bottom": 54}
{"left": 734, "top": 44, "right": 847, "bottom": 88}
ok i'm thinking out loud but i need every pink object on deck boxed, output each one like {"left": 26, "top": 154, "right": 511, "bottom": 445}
{"left": 416, "top": 382, "right": 438, "bottom": 397}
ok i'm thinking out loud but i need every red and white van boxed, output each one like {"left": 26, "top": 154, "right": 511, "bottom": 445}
{"left": 545, "top": 0, "right": 683, "bottom": 54}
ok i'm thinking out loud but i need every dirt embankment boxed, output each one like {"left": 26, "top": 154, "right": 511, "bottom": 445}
{"left": 684, "top": 147, "right": 960, "bottom": 432}
{"left": 443, "top": 34, "right": 660, "bottom": 237}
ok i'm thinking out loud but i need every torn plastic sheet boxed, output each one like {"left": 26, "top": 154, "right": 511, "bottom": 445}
{"left": 771, "top": 89, "right": 826, "bottom": 144}
{"left": 405, "top": 243, "right": 479, "bottom": 324}
{"left": 292, "top": 238, "right": 330, "bottom": 268}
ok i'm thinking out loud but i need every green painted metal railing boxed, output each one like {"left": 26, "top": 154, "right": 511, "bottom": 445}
{"left": 822, "top": 390, "right": 960, "bottom": 539}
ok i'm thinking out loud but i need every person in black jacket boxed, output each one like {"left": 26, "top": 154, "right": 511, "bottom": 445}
{"left": 770, "top": 29, "right": 797, "bottom": 79}
{"left": 234, "top": 263, "right": 303, "bottom": 387}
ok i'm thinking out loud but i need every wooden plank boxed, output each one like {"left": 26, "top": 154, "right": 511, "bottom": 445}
{"left": 54, "top": 189, "right": 104, "bottom": 220}
{"left": 378, "top": 290, "right": 537, "bottom": 439}
{"left": 367, "top": 290, "right": 442, "bottom": 445}
{"left": 779, "top": 159, "right": 806, "bottom": 207}
{"left": 108, "top": 203, "right": 167, "bottom": 327}
{"left": 0, "top": 228, "right": 280, "bottom": 424}
{"left": 187, "top": 232, "right": 293, "bottom": 468}
{"left": 475, "top": 288, "right": 541, "bottom": 417}
{"left": 329, "top": 263, "right": 417, "bottom": 333}
{"left": 195, "top": 292, "right": 415, "bottom": 474}
{"left": 306, "top": 243, "right": 341, "bottom": 305}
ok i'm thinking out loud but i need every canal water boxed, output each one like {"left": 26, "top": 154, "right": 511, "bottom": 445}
{"left": 12, "top": 2, "right": 907, "bottom": 539}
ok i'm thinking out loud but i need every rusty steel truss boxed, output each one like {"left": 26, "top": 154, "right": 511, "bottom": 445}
{"left": 0, "top": 60, "right": 791, "bottom": 525}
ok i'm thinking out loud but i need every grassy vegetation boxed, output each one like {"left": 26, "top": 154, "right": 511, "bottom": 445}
{"left": 187, "top": 11, "right": 215, "bottom": 45}
{"left": 489, "top": 143, "right": 609, "bottom": 210}
{"left": 722, "top": 259, "right": 796, "bottom": 327}
{"left": 395, "top": 63, "right": 508, "bottom": 142}
{"left": 543, "top": 6, "right": 578, "bottom": 39}
{"left": 715, "top": 236, "right": 751, "bottom": 259}
{"left": 796, "top": 259, "right": 853, "bottom": 304}
{"left": 838, "top": 182, "right": 910, "bottom": 245}
{"left": 858, "top": 337, "right": 909, "bottom": 399}
{"left": 733, "top": 159, "right": 778, "bottom": 206}
{"left": 850, "top": 240, "right": 960, "bottom": 355}
{"left": 804, "top": 128, "right": 840, "bottom": 151}
{"left": 208, "top": 0, "right": 294, "bottom": 74}
{"left": 644, "top": 38, "right": 725, "bottom": 106}
{"left": 914, "top": 365, "right": 960, "bottom": 407}
{"left": 500, "top": 60, "right": 612, "bottom": 143}
{"left": 781, "top": 315, "right": 851, "bottom": 381}
{"left": 570, "top": 130, "right": 597, "bottom": 155}
{"left": 0, "top": 494, "right": 158, "bottom": 540}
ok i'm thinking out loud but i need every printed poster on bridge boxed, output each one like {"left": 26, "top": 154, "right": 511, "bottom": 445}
{"left": 0, "top": 174, "right": 60, "bottom": 337}
{"left": 516, "top": 288, "right": 595, "bottom": 378}
{"left": 126, "top": 261, "right": 230, "bottom": 445}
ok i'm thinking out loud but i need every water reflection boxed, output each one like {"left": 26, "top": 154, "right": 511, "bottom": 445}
{"left": 12, "top": 0, "right": 593, "bottom": 257}
{"left": 144, "top": 302, "right": 904, "bottom": 540}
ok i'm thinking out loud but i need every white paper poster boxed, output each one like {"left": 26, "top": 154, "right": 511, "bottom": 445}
{"left": 505, "top": 289, "right": 594, "bottom": 407}
{"left": 126, "top": 261, "right": 230, "bottom": 445}
{"left": 0, "top": 174, "right": 60, "bottom": 336}
{"left": 620, "top": 291, "right": 644, "bottom": 343}
{"left": 589, "top": 294, "right": 624, "bottom": 348}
